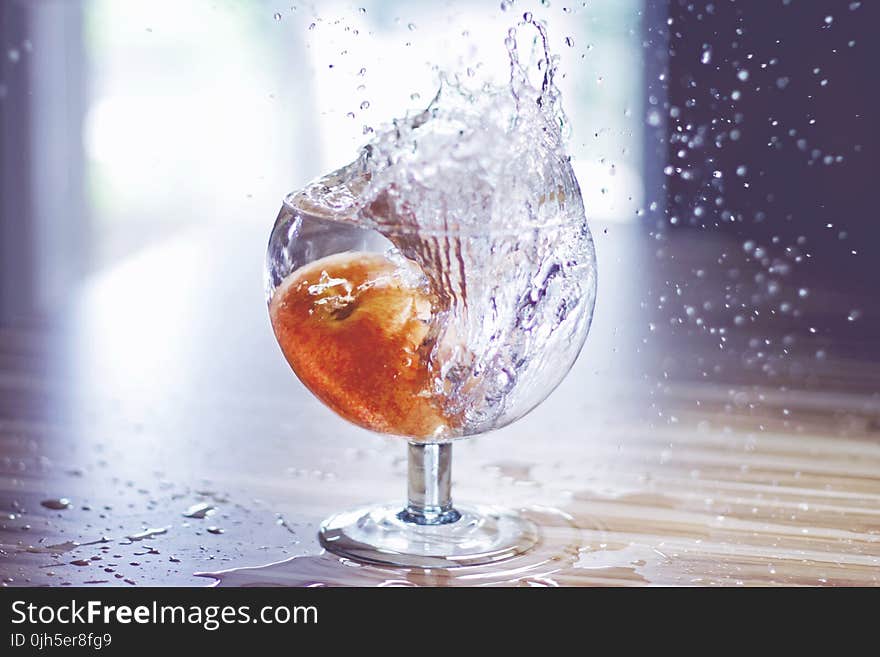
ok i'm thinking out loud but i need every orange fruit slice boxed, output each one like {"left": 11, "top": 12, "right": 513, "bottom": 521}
{"left": 269, "top": 251, "right": 447, "bottom": 438}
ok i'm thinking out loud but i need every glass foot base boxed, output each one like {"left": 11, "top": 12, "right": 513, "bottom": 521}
{"left": 319, "top": 503, "right": 539, "bottom": 568}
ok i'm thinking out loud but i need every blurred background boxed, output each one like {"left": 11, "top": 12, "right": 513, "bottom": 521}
{"left": 0, "top": 0, "right": 643, "bottom": 304}
{"left": 1, "top": 0, "right": 877, "bottom": 426}
{"left": 0, "top": 0, "right": 654, "bottom": 420}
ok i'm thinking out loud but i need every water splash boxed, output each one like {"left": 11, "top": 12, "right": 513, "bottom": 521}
{"left": 267, "top": 19, "right": 597, "bottom": 438}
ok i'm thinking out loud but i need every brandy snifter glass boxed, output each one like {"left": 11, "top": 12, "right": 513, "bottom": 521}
{"left": 265, "top": 158, "right": 597, "bottom": 568}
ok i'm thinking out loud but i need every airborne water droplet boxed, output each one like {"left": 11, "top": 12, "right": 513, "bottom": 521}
{"left": 266, "top": 21, "right": 596, "bottom": 442}
{"left": 701, "top": 44, "right": 712, "bottom": 64}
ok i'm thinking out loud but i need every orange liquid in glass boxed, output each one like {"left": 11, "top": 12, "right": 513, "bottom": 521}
{"left": 269, "top": 252, "right": 447, "bottom": 438}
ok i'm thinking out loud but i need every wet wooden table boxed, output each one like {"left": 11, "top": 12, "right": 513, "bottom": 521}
{"left": 1, "top": 223, "right": 878, "bottom": 586}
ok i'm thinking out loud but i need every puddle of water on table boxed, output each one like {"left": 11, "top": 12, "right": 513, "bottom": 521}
{"left": 196, "top": 507, "right": 652, "bottom": 587}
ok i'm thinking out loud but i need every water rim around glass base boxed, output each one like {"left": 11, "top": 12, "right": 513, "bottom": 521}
{"left": 319, "top": 502, "right": 539, "bottom": 568}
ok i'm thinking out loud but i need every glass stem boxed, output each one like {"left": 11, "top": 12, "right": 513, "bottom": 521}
{"left": 399, "top": 442, "right": 461, "bottom": 525}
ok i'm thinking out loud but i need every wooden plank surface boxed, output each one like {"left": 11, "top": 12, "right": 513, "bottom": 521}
{"left": 1, "top": 223, "right": 878, "bottom": 586}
